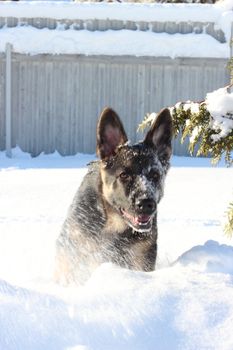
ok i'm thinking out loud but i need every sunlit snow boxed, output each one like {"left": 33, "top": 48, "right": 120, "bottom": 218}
{"left": 0, "top": 148, "right": 233, "bottom": 350}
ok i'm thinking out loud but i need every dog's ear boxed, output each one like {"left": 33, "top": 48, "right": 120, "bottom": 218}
{"left": 144, "top": 108, "right": 172, "bottom": 161}
{"left": 96, "top": 107, "right": 128, "bottom": 159}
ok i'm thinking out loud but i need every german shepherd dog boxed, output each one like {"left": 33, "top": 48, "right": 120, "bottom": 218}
{"left": 55, "top": 107, "right": 172, "bottom": 285}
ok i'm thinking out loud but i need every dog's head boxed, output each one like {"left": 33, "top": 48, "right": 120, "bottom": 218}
{"left": 96, "top": 107, "right": 172, "bottom": 233}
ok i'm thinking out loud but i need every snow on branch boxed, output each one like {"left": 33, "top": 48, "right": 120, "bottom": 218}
{"left": 139, "top": 85, "right": 233, "bottom": 165}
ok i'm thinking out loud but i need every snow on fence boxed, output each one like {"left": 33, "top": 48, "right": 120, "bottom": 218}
{"left": 0, "top": 16, "right": 226, "bottom": 44}
{"left": 0, "top": 2, "right": 231, "bottom": 156}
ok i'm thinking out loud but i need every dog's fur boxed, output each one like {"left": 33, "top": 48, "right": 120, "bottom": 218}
{"left": 55, "top": 107, "right": 172, "bottom": 285}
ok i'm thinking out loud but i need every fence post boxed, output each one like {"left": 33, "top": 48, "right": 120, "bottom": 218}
{"left": 5, "top": 43, "right": 12, "bottom": 158}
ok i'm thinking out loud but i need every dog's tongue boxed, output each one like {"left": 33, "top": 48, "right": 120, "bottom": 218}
{"left": 135, "top": 214, "right": 151, "bottom": 225}
{"left": 121, "top": 209, "right": 151, "bottom": 226}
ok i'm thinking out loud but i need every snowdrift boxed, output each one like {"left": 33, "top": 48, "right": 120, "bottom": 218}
{"left": 1, "top": 241, "right": 233, "bottom": 350}
{"left": 0, "top": 149, "right": 233, "bottom": 349}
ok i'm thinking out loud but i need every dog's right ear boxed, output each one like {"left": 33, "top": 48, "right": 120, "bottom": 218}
{"left": 144, "top": 108, "right": 173, "bottom": 161}
{"left": 96, "top": 107, "right": 128, "bottom": 159}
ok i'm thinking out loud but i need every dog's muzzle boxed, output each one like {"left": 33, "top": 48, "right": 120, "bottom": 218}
{"left": 120, "top": 199, "right": 156, "bottom": 232}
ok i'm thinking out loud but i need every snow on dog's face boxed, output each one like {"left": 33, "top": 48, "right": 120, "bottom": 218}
{"left": 96, "top": 107, "right": 172, "bottom": 233}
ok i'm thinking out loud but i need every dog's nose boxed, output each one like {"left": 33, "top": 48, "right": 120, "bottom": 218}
{"left": 135, "top": 198, "right": 156, "bottom": 214}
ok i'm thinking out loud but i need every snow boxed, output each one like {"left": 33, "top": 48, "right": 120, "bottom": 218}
{"left": 0, "top": 2, "right": 225, "bottom": 22}
{"left": 207, "top": 87, "right": 233, "bottom": 118}
{"left": 0, "top": 26, "right": 229, "bottom": 58}
{"left": 206, "top": 87, "right": 233, "bottom": 141}
{"left": 217, "top": 0, "right": 233, "bottom": 11}
{"left": 0, "top": 147, "right": 233, "bottom": 350}
{"left": 182, "top": 102, "right": 200, "bottom": 114}
{"left": 0, "top": 1, "right": 232, "bottom": 57}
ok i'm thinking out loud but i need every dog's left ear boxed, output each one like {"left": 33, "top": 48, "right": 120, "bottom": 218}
{"left": 96, "top": 107, "right": 128, "bottom": 159}
{"left": 144, "top": 108, "right": 173, "bottom": 161}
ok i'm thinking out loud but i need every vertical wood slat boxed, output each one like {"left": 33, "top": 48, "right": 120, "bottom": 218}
{"left": 5, "top": 43, "right": 12, "bottom": 158}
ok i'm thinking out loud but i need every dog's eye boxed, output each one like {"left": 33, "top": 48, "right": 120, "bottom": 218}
{"left": 119, "top": 172, "right": 130, "bottom": 181}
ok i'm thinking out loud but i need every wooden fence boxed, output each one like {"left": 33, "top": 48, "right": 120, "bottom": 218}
{"left": 0, "top": 47, "right": 229, "bottom": 156}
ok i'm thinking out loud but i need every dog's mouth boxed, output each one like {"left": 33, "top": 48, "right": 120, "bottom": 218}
{"left": 120, "top": 208, "right": 154, "bottom": 232}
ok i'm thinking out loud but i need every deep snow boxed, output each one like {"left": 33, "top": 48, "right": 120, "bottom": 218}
{"left": 0, "top": 148, "right": 233, "bottom": 350}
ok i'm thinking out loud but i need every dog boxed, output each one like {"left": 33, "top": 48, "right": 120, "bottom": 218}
{"left": 55, "top": 107, "right": 172, "bottom": 285}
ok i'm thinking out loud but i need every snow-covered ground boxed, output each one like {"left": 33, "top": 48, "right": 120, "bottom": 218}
{"left": 0, "top": 148, "right": 233, "bottom": 350}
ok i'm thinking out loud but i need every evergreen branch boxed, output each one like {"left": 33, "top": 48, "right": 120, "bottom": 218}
{"left": 140, "top": 88, "right": 233, "bottom": 166}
